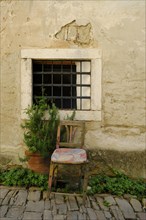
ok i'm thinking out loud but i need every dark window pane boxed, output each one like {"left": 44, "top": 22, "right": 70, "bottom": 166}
{"left": 63, "top": 87, "right": 71, "bottom": 97}
{"left": 33, "top": 86, "right": 42, "bottom": 96}
{"left": 53, "top": 87, "right": 61, "bottom": 96}
{"left": 63, "top": 65, "right": 71, "bottom": 72}
{"left": 72, "top": 87, "right": 76, "bottom": 97}
{"left": 53, "top": 74, "right": 61, "bottom": 84}
{"left": 44, "top": 74, "right": 52, "bottom": 84}
{"left": 44, "top": 87, "right": 51, "bottom": 96}
{"left": 54, "top": 99, "right": 61, "bottom": 109}
{"left": 44, "top": 64, "right": 52, "bottom": 72}
{"left": 63, "top": 99, "right": 71, "bottom": 109}
{"left": 72, "top": 74, "right": 76, "bottom": 84}
{"left": 53, "top": 65, "right": 61, "bottom": 72}
{"left": 71, "top": 99, "right": 77, "bottom": 109}
{"left": 63, "top": 74, "right": 71, "bottom": 84}
{"left": 33, "top": 63, "right": 42, "bottom": 72}
{"left": 33, "top": 74, "right": 42, "bottom": 84}
{"left": 72, "top": 65, "right": 76, "bottom": 72}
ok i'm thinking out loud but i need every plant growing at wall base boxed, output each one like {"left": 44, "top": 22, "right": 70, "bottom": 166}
{"left": 88, "top": 171, "right": 146, "bottom": 199}
{"left": 21, "top": 97, "right": 60, "bottom": 158}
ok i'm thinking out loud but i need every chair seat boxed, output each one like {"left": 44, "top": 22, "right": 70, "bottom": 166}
{"left": 51, "top": 148, "right": 87, "bottom": 164}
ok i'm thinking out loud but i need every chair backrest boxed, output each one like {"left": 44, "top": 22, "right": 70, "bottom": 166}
{"left": 56, "top": 120, "right": 85, "bottom": 149}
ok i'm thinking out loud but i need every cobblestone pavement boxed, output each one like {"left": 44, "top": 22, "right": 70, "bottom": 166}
{"left": 0, "top": 186, "right": 146, "bottom": 220}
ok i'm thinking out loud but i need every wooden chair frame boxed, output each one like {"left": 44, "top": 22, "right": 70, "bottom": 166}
{"left": 48, "top": 120, "right": 89, "bottom": 203}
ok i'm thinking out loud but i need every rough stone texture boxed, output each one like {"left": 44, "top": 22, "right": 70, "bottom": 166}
{"left": 0, "top": 187, "right": 146, "bottom": 220}
{"left": 110, "top": 205, "right": 125, "bottom": 220}
{"left": 95, "top": 210, "right": 106, "bottom": 220}
{"left": 95, "top": 196, "right": 109, "bottom": 211}
{"left": 22, "top": 212, "right": 43, "bottom": 220}
{"left": 0, "top": 206, "right": 9, "bottom": 218}
{"left": 87, "top": 207, "right": 97, "bottom": 220}
{"left": 43, "top": 210, "right": 53, "bottom": 220}
{"left": 67, "top": 196, "right": 79, "bottom": 211}
{"left": 136, "top": 212, "right": 146, "bottom": 220}
{"left": 2, "top": 191, "right": 16, "bottom": 205}
{"left": 0, "top": 189, "right": 9, "bottom": 199}
{"left": 27, "top": 190, "right": 41, "bottom": 201}
{"left": 115, "top": 198, "right": 136, "bottom": 219}
{"left": 0, "top": 0, "right": 145, "bottom": 178}
{"left": 130, "top": 198, "right": 143, "bottom": 212}
{"left": 6, "top": 206, "right": 25, "bottom": 218}
{"left": 14, "top": 190, "right": 28, "bottom": 206}
{"left": 25, "top": 200, "right": 45, "bottom": 212}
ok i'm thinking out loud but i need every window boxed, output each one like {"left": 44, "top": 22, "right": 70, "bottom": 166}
{"left": 33, "top": 60, "right": 91, "bottom": 110}
{"left": 21, "top": 49, "right": 101, "bottom": 121}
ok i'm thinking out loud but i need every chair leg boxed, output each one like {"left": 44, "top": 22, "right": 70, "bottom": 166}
{"left": 53, "top": 165, "right": 58, "bottom": 189}
{"left": 48, "top": 162, "right": 54, "bottom": 198}
{"left": 82, "top": 165, "right": 89, "bottom": 204}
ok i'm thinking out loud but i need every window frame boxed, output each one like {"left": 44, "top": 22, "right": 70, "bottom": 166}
{"left": 21, "top": 49, "right": 102, "bottom": 121}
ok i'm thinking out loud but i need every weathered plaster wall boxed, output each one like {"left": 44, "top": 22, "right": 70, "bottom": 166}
{"left": 0, "top": 0, "right": 145, "bottom": 177}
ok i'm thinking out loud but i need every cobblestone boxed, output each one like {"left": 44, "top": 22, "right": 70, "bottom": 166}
{"left": 130, "top": 198, "right": 143, "bottom": 212}
{"left": 0, "top": 186, "right": 145, "bottom": 220}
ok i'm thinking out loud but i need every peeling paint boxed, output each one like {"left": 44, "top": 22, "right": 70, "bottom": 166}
{"left": 55, "top": 20, "right": 93, "bottom": 45}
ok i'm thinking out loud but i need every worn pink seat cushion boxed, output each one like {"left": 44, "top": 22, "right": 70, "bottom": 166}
{"left": 51, "top": 148, "right": 87, "bottom": 164}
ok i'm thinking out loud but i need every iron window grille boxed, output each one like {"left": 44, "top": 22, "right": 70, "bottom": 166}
{"left": 33, "top": 60, "right": 91, "bottom": 110}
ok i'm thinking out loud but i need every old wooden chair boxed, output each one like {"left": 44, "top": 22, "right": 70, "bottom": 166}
{"left": 48, "top": 120, "right": 88, "bottom": 203}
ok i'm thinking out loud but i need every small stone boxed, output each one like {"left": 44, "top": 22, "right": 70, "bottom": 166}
{"left": 110, "top": 205, "right": 125, "bottom": 220}
{"left": 6, "top": 206, "right": 25, "bottom": 218}
{"left": 2, "top": 190, "right": 16, "bottom": 205}
{"left": 0, "top": 189, "right": 9, "bottom": 199}
{"left": 14, "top": 190, "right": 28, "bottom": 206}
{"left": 43, "top": 210, "right": 53, "bottom": 220}
{"left": 0, "top": 205, "right": 9, "bottom": 217}
{"left": 96, "top": 196, "right": 109, "bottom": 211}
{"left": 142, "top": 198, "right": 146, "bottom": 209}
{"left": 130, "top": 198, "right": 142, "bottom": 212}
{"left": 56, "top": 203, "right": 67, "bottom": 215}
{"left": 27, "top": 190, "right": 41, "bottom": 201}
{"left": 66, "top": 211, "right": 78, "bottom": 220}
{"left": 104, "top": 210, "right": 112, "bottom": 218}
{"left": 55, "top": 194, "right": 64, "bottom": 204}
{"left": 115, "top": 197, "right": 136, "bottom": 219}
{"left": 95, "top": 210, "right": 106, "bottom": 220}
{"left": 136, "top": 212, "right": 146, "bottom": 220}
{"left": 44, "top": 199, "right": 51, "bottom": 209}
{"left": 91, "top": 200, "right": 100, "bottom": 210}
{"left": 67, "top": 196, "right": 79, "bottom": 211}
{"left": 25, "top": 200, "right": 44, "bottom": 212}
{"left": 87, "top": 208, "right": 97, "bottom": 220}
{"left": 22, "top": 212, "right": 42, "bottom": 220}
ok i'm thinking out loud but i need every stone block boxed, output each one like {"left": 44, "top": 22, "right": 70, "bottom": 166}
{"left": 0, "top": 189, "right": 9, "bottom": 199}
{"left": 0, "top": 205, "right": 9, "bottom": 217}
{"left": 25, "top": 200, "right": 44, "bottom": 212}
{"left": 43, "top": 210, "right": 53, "bottom": 220}
{"left": 115, "top": 198, "right": 136, "bottom": 219}
{"left": 110, "top": 205, "right": 125, "bottom": 220}
{"left": 130, "top": 198, "right": 142, "bottom": 212}
{"left": 22, "top": 212, "right": 42, "bottom": 220}
{"left": 14, "top": 190, "right": 28, "bottom": 206}
{"left": 27, "top": 190, "right": 41, "bottom": 201}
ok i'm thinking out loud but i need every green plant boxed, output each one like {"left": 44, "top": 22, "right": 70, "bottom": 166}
{"left": 21, "top": 97, "right": 60, "bottom": 157}
{"left": 0, "top": 167, "right": 145, "bottom": 200}
{"left": 0, "top": 167, "right": 48, "bottom": 190}
{"left": 103, "top": 200, "right": 110, "bottom": 207}
{"left": 88, "top": 172, "right": 146, "bottom": 199}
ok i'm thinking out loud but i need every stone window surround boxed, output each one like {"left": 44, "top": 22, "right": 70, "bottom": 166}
{"left": 21, "top": 48, "right": 102, "bottom": 121}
